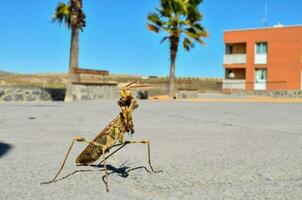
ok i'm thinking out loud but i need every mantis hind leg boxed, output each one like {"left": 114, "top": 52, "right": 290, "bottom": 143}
{"left": 102, "top": 147, "right": 110, "bottom": 192}
{"left": 122, "top": 140, "right": 162, "bottom": 173}
{"left": 40, "top": 136, "right": 101, "bottom": 185}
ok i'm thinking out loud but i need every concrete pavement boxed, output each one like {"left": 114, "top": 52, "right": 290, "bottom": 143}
{"left": 0, "top": 100, "right": 302, "bottom": 199}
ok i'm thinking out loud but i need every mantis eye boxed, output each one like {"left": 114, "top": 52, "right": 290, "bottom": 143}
{"left": 120, "top": 89, "right": 132, "bottom": 98}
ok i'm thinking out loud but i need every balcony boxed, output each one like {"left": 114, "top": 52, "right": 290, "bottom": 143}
{"left": 222, "top": 79, "right": 246, "bottom": 90}
{"left": 224, "top": 43, "right": 247, "bottom": 64}
{"left": 223, "top": 68, "right": 246, "bottom": 90}
{"left": 223, "top": 54, "right": 247, "bottom": 64}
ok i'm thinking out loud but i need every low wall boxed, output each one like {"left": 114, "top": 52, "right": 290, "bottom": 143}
{"left": 175, "top": 90, "right": 302, "bottom": 99}
{"left": 0, "top": 87, "right": 53, "bottom": 101}
{"left": 0, "top": 84, "right": 119, "bottom": 102}
{"left": 230, "top": 90, "right": 302, "bottom": 98}
{"left": 71, "top": 84, "right": 119, "bottom": 101}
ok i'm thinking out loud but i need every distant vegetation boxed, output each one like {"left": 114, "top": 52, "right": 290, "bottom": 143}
{"left": 0, "top": 70, "right": 12, "bottom": 75}
{"left": 0, "top": 72, "right": 67, "bottom": 88}
{"left": 0, "top": 73, "right": 222, "bottom": 95}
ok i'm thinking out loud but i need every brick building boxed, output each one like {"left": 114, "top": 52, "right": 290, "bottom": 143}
{"left": 222, "top": 25, "right": 302, "bottom": 91}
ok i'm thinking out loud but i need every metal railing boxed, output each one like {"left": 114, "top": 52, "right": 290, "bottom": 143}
{"left": 254, "top": 54, "right": 267, "bottom": 64}
{"left": 223, "top": 54, "right": 246, "bottom": 64}
{"left": 223, "top": 79, "right": 246, "bottom": 89}
{"left": 222, "top": 80, "right": 287, "bottom": 91}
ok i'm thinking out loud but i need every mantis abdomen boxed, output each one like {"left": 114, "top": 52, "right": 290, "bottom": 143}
{"left": 76, "top": 116, "right": 125, "bottom": 164}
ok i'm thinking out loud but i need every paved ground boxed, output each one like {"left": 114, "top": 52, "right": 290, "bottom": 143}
{"left": 151, "top": 93, "right": 302, "bottom": 103}
{"left": 0, "top": 100, "right": 302, "bottom": 200}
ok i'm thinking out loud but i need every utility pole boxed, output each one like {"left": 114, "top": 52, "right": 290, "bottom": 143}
{"left": 262, "top": 0, "right": 268, "bottom": 27}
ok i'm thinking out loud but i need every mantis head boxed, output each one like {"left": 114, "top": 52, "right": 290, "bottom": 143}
{"left": 118, "top": 82, "right": 139, "bottom": 110}
{"left": 118, "top": 82, "right": 154, "bottom": 110}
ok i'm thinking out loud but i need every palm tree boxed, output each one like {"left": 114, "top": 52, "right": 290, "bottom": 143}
{"left": 52, "top": 0, "right": 86, "bottom": 102}
{"left": 147, "top": 0, "right": 207, "bottom": 98}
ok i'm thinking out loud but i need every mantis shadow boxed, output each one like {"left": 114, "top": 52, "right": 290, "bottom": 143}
{"left": 0, "top": 141, "right": 13, "bottom": 159}
{"left": 96, "top": 162, "right": 151, "bottom": 185}
{"left": 56, "top": 161, "right": 150, "bottom": 183}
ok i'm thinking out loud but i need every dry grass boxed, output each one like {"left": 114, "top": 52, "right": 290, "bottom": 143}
{"left": 0, "top": 72, "right": 222, "bottom": 95}
{"left": 0, "top": 73, "right": 67, "bottom": 88}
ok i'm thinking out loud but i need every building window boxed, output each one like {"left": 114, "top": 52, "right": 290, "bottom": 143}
{"left": 256, "top": 42, "right": 267, "bottom": 54}
{"left": 225, "top": 45, "right": 233, "bottom": 54}
{"left": 254, "top": 68, "right": 267, "bottom": 90}
{"left": 255, "top": 68, "right": 267, "bottom": 81}
{"left": 229, "top": 45, "right": 233, "bottom": 54}
{"left": 255, "top": 42, "right": 268, "bottom": 64}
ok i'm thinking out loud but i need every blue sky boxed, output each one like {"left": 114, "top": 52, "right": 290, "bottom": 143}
{"left": 0, "top": 0, "right": 301, "bottom": 77}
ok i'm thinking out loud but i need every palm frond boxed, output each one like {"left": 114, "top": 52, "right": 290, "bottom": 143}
{"left": 147, "top": 0, "right": 207, "bottom": 51}
{"left": 189, "top": 0, "right": 203, "bottom": 7}
{"left": 196, "top": 30, "right": 208, "bottom": 37}
{"left": 172, "top": 0, "right": 189, "bottom": 15}
{"left": 183, "top": 37, "right": 194, "bottom": 51}
{"left": 185, "top": 26, "right": 207, "bottom": 38}
{"left": 194, "top": 37, "right": 205, "bottom": 45}
{"left": 160, "top": 36, "right": 169, "bottom": 43}
{"left": 193, "top": 23, "right": 206, "bottom": 32}
{"left": 147, "top": 13, "right": 163, "bottom": 27}
{"left": 185, "top": 27, "right": 197, "bottom": 38}
{"left": 77, "top": 10, "right": 86, "bottom": 31}
{"left": 186, "top": 7, "right": 202, "bottom": 23}
{"left": 52, "top": 2, "right": 71, "bottom": 27}
{"left": 160, "top": 0, "right": 172, "bottom": 16}
{"left": 52, "top": 1, "right": 86, "bottom": 31}
{"left": 147, "top": 24, "right": 160, "bottom": 33}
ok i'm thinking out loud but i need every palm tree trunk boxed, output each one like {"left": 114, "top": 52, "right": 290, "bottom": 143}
{"left": 169, "top": 53, "right": 176, "bottom": 98}
{"left": 64, "top": 27, "right": 80, "bottom": 102}
{"left": 168, "top": 36, "right": 179, "bottom": 98}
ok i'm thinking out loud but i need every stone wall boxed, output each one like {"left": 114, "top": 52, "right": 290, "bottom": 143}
{"left": 177, "top": 90, "right": 302, "bottom": 99}
{"left": 230, "top": 90, "right": 302, "bottom": 98}
{"left": 0, "top": 84, "right": 119, "bottom": 102}
{"left": 0, "top": 87, "right": 52, "bottom": 101}
{"left": 71, "top": 84, "right": 119, "bottom": 101}
{"left": 45, "top": 88, "right": 65, "bottom": 101}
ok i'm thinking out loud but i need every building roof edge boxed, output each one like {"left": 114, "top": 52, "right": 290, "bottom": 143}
{"left": 224, "top": 25, "right": 302, "bottom": 33}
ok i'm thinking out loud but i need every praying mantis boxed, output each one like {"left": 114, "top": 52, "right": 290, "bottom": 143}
{"left": 41, "top": 82, "right": 161, "bottom": 192}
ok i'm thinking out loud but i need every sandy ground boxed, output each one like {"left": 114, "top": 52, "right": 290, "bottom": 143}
{"left": 0, "top": 100, "right": 302, "bottom": 200}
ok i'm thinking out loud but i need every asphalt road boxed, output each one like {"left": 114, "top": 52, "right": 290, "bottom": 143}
{"left": 0, "top": 101, "right": 302, "bottom": 200}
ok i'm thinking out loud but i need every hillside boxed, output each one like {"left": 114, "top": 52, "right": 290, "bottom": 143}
{"left": 0, "top": 70, "right": 12, "bottom": 75}
{"left": 0, "top": 72, "right": 223, "bottom": 94}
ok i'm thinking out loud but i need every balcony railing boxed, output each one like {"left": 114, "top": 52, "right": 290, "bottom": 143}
{"left": 223, "top": 80, "right": 288, "bottom": 91}
{"left": 223, "top": 54, "right": 246, "bottom": 64}
{"left": 222, "top": 79, "right": 246, "bottom": 90}
{"left": 255, "top": 53, "right": 267, "bottom": 64}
